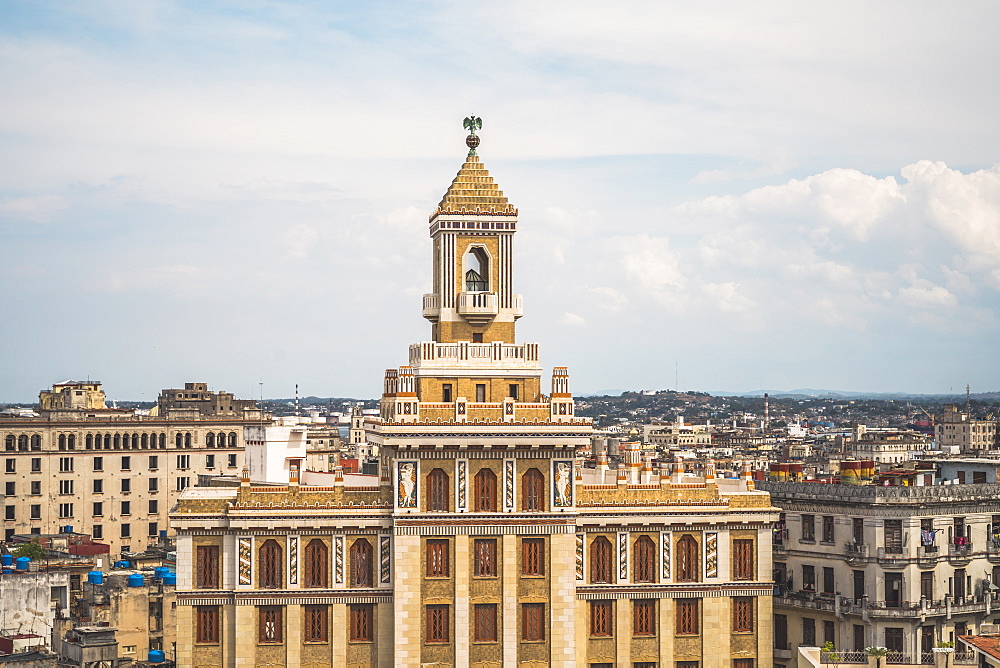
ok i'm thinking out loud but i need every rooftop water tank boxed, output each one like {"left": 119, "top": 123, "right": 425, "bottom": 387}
{"left": 148, "top": 650, "right": 165, "bottom": 663}
{"left": 87, "top": 571, "right": 104, "bottom": 585}
{"left": 162, "top": 572, "right": 176, "bottom": 585}
{"left": 62, "top": 525, "right": 73, "bottom": 534}
{"left": 0, "top": 554, "right": 12, "bottom": 567}
{"left": 127, "top": 573, "right": 145, "bottom": 587}
{"left": 114, "top": 560, "right": 131, "bottom": 569}
{"left": 15, "top": 557, "right": 30, "bottom": 571}
{"left": 153, "top": 566, "right": 169, "bottom": 580}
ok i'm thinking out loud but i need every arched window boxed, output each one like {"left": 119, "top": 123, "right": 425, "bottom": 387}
{"left": 67, "top": 434, "right": 75, "bottom": 450}
{"left": 304, "top": 539, "right": 329, "bottom": 588}
{"left": 141, "top": 434, "right": 149, "bottom": 448}
{"left": 474, "top": 468, "right": 497, "bottom": 512}
{"left": 86, "top": 434, "right": 94, "bottom": 449}
{"left": 676, "top": 535, "right": 699, "bottom": 582}
{"left": 131, "top": 434, "right": 139, "bottom": 448}
{"left": 159, "top": 433, "right": 166, "bottom": 448}
{"left": 103, "top": 434, "right": 111, "bottom": 449}
{"left": 184, "top": 433, "right": 192, "bottom": 448}
{"left": 633, "top": 536, "right": 656, "bottom": 583}
{"left": 590, "top": 536, "right": 613, "bottom": 583}
{"left": 4, "top": 436, "right": 13, "bottom": 451}
{"left": 428, "top": 469, "right": 449, "bottom": 512}
{"left": 58, "top": 434, "right": 66, "bottom": 450}
{"left": 206, "top": 432, "right": 215, "bottom": 448}
{"left": 259, "top": 539, "right": 283, "bottom": 589}
{"left": 113, "top": 433, "right": 121, "bottom": 448}
{"left": 175, "top": 433, "right": 183, "bottom": 448}
{"left": 229, "top": 432, "right": 237, "bottom": 447}
{"left": 521, "top": 468, "right": 544, "bottom": 511}
{"left": 18, "top": 435, "right": 28, "bottom": 451}
{"left": 350, "top": 538, "right": 373, "bottom": 588}
{"left": 464, "top": 247, "right": 489, "bottom": 292}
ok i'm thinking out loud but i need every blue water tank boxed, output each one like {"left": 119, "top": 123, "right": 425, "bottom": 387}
{"left": 159, "top": 530, "right": 167, "bottom": 538}
{"left": 127, "top": 573, "right": 145, "bottom": 587}
{"left": 87, "top": 570, "right": 104, "bottom": 585}
{"left": 62, "top": 525, "right": 73, "bottom": 534}
{"left": 162, "top": 572, "right": 176, "bottom": 585}
{"left": 0, "top": 554, "right": 12, "bottom": 567}
{"left": 114, "top": 560, "right": 131, "bottom": 569}
{"left": 1, "top": 569, "right": 12, "bottom": 575}
{"left": 153, "top": 566, "right": 169, "bottom": 580}
{"left": 148, "top": 650, "right": 165, "bottom": 663}
{"left": 15, "top": 557, "right": 30, "bottom": 571}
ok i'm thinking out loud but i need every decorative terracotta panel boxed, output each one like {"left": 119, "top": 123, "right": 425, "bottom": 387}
{"left": 706, "top": 532, "right": 718, "bottom": 578}
{"left": 238, "top": 537, "right": 252, "bottom": 585}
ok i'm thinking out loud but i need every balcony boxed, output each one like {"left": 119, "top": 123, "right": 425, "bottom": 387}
{"left": 947, "top": 541, "right": 974, "bottom": 564}
{"left": 877, "top": 546, "right": 907, "bottom": 569}
{"left": 422, "top": 293, "right": 440, "bottom": 319}
{"left": 844, "top": 542, "right": 869, "bottom": 564}
{"left": 987, "top": 540, "right": 1000, "bottom": 562}
{"left": 457, "top": 291, "right": 499, "bottom": 324}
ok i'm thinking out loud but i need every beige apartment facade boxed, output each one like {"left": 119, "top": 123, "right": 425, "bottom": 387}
{"left": 171, "top": 123, "right": 779, "bottom": 667}
{"left": 2, "top": 381, "right": 264, "bottom": 553}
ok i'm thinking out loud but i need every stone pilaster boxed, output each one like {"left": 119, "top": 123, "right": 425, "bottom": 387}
{"left": 393, "top": 533, "right": 422, "bottom": 666}
{"left": 455, "top": 534, "right": 470, "bottom": 667}
{"left": 549, "top": 532, "right": 577, "bottom": 667}
{"left": 234, "top": 604, "right": 255, "bottom": 667}
{"left": 503, "top": 533, "right": 518, "bottom": 666}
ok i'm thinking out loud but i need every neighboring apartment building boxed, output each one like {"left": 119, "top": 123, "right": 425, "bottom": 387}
{"left": 1, "top": 381, "right": 266, "bottom": 552}
{"left": 848, "top": 425, "right": 932, "bottom": 464}
{"left": 170, "top": 126, "right": 780, "bottom": 667}
{"left": 78, "top": 571, "right": 177, "bottom": 663}
{"left": 937, "top": 405, "right": 999, "bottom": 454}
{"left": 759, "top": 478, "right": 1000, "bottom": 665}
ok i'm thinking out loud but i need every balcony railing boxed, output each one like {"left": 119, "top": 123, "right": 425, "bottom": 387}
{"left": 457, "top": 291, "right": 499, "bottom": 317}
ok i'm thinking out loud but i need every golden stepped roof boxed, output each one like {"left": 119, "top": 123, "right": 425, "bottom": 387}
{"left": 433, "top": 155, "right": 517, "bottom": 218}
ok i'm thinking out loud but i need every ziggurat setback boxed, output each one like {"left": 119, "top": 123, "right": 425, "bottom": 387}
{"left": 171, "top": 121, "right": 780, "bottom": 667}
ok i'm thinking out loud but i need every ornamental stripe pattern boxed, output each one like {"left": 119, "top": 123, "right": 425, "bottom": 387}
{"left": 661, "top": 531, "right": 671, "bottom": 581}
{"left": 457, "top": 460, "right": 468, "bottom": 511}
{"left": 334, "top": 535, "right": 344, "bottom": 585}
{"left": 238, "top": 537, "right": 252, "bottom": 585}
{"left": 576, "top": 533, "right": 585, "bottom": 581}
{"left": 706, "top": 532, "right": 718, "bottom": 578}
{"left": 618, "top": 532, "right": 628, "bottom": 581}
{"left": 287, "top": 535, "right": 298, "bottom": 585}
{"left": 504, "top": 459, "right": 515, "bottom": 511}
{"left": 379, "top": 536, "right": 391, "bottom": 584}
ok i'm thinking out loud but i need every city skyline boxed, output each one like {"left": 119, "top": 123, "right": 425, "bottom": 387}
{"left": 2, "top": 2, "right": 1000, "bottom": 402}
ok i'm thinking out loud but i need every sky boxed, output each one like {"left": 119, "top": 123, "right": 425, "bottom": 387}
{"left": 2, "top": 1, "right": 1000, "bottom": 402}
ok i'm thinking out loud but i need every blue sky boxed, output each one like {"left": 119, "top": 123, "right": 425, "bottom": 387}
{"left": 2, "top": 1, "right": 999, "bottom": 402}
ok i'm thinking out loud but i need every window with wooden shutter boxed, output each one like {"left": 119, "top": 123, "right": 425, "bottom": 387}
{"left": 426, "top": 539, "right": 450, "bottom": 578}
{"left": 350, "top": 538, "right": 373, "bottom": 588}
{"left": 258, "top": 606, "right": 283, "bottom": 643}
{"left": 676, "top": 598, "right": 699, "bottom": 635}
{"left": 196, "top": 545, "right": 219, "bottom": 589}
{"left": 732, "top": 596, "right": 754, "bottom": 632}
{"left": 428, "top": 468, "right": 449, "bottom": 511}
{"left": 473, "top": 603, "right": 497, "bottom": 642}
{"left": 474, "top": 539, "right": 497, "bottom": 577}
{"left": 633, "top": 536, "right": 656, "bottom": 583}
{"left": 522, "top": 538, "right": 544, "bottom": 576}
{"left": 259, "top": 540, "right": 282, "bottom": 589}
{"left": 733, "top": 539, "right": 755, "bottom": 580}
{"left": 633, "top": 599, "right": 656, "bottom": 636}
{"left": 590, "top": 536, "right": 613, "bottom": 583}
{"left": 474, "top": 468, "right": 497, "bottom": 511}
{"left": 521, "top": 468, "right": 544, "bottom": 511}
{"left": 733, "top": 660, "right": 755, "bottom": 668}
{"left": 522, "top": 603, "right": 545, "bottom": 641}
{"left": 195, "top": 606, "right": 219, "bottom": 644}
{"left": 304, "top": 539, "right": 328, "bottom": 588}
{"left": 303, "top": 605, "right": 329, "bottom": 643}
{"left": 349, "top": 604, "right": 373, "bottom": 642}
{"left": 426, "top": 605, "right": 449, "bottom": 643}
{"left": 589, "top": 600, "right": 613, "bottom": 636}
{"left": 676, "top": 535, "right": 699, "bottom": 582}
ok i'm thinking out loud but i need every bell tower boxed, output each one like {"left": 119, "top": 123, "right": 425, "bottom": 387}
{"left": 421, "top": 116, "right": 523, "bottom": 344}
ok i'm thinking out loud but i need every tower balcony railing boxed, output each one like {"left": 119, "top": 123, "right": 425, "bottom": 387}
{"left": 409, "top": 341, "right": 541, "bottom": 368}
{"left": 457, "top": 291, "right": 499, "bottom": 317}
{"left": 422, "top": 293, "right": 441, "bottom": 318}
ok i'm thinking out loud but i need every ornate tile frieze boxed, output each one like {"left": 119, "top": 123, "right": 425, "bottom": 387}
{"left": 706, "top": 532, "right": 718, "bottom": 578}
{"left": 576, "top": 533, "right": 585, "bottom": 581}
{"left": 457, "top": 459, "right": 468, "bottom": 511}
{"left": 661, "top": 531, "right": 671, "bottom": 581}
{"left": 618, "top": 531, "right": 628, "bottom": 581}
{"left": 238, "top": 537, "right": 252, "bottom": 585}
{"left": 504, "top": 459, "right": 515, "bottom": 511}
{"left": 334, "top": 535, "right": 344, "bottom": 585}
{"left": 379, "top": 536, "right": 391, "bottom": 584}
{"left": 288, "top": 535, "right": 298, "bottom": 585}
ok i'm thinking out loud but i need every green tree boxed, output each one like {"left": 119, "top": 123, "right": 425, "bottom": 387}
{"left": 11, "top": 539, "right": 46, "bottom": 561}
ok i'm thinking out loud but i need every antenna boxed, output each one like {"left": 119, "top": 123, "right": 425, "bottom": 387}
{"left": 966, "top": 384, "right": 971, "bottom": 415}
{"left": 295, "top": 384, "right": 300, "bottom": 418}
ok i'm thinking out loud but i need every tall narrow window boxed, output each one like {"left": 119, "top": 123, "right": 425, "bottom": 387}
{"left": 822, "top": 515, "right": 835, "bottom": 543}
{"left": 884, "top": 519, "right": 903, "bottom": 554}
{"left": 522, "top": 538, "right": 545, "bottom": 576}
{"left": 474, "top": 539, "right": 497, "bottom": 577}
{"left": 732, "top": 538, "right": 755, "bottom": 580}
{"left": 350, "top": 538, "right": 373, "bottom": 587}
{"left": 676, "top": 598, "right": 700, "bottom": 635}
{"left": 521, "top": 468, "right": 544, "bottom": 511}
{"left": 259, "top": 540, "right": 283, "bottom": 589}
{"left": 590, "top": 600, "right": 612, "bottom": 636}
{"left": 677, "top": 535, "right": 699, "bottom": 582}
{"left": 304, "top": 539, "right": 329, "bottom": 588}
{"left": 474, "top": 604, "right": 497, "bottom": 642}
{"left": 442, "top": 384, "right": 453, "bottom": 402}
{"left": 349, "top": 604, "right": 373, "bottom": 642}
{"left": 475, "top": 384, "right": 486, "bottom": 402}
{"left": 426, "top": 539, "right": 450, "bottom": 577}
{"left": 801, "top": 514, "right": 816, "bottom": 541}
{"left": 474, "top": 468, "right": 497, "bottom": 511}
{"left": 426, "top": 605, "right": 449, "bottom": 643}
{"left": 465, "top": 247, "right": 489, "bottom": 291}
{"left": 303, "top": 605, "right": 329, "bottom": 643}
{"left": 428, "top": 468, "right": 449, "bottom": 512}
{"left": 633, "top": 599, "right": 656, "bottom": 636}
{"left": 732, "top": 597, "right": 754, "bottom": 632}
{"left": 591, "top": 536, "right": 613, "bottom": 583}
{"left": 258, "top": 606, "right": 283, "bottom": 643}
{"left": 522, "top": 603, "right": 545, "bottom": 641}
{"left": 196, "top": 545, "right": 220, "bottom": 589}
{"left": 633, "top": 536, "right": 656, "bottom": 583}
{"left": 195, "top": 606, "right": 219, "bottom": 644}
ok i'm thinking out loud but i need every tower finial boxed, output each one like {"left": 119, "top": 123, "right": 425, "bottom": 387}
{"left": 463, "top": 115, "right": 482, "bottom": 156}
